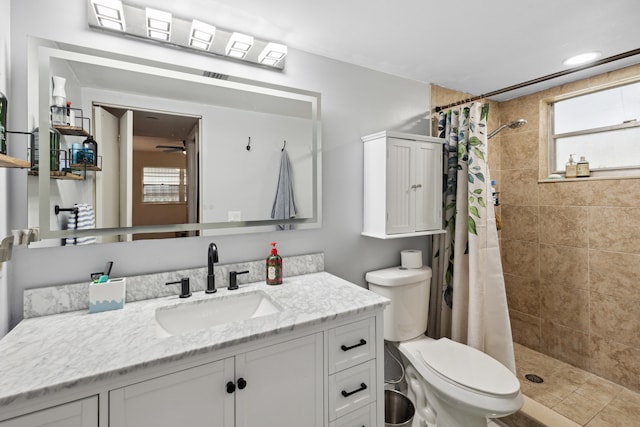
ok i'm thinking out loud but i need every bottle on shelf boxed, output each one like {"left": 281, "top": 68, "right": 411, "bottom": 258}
{"left": 0, "top": 91, "right": 7, "bottom": 155}
{"left": 577, "top": 156, "right": 590, "bottom": 178}
{"left": 565, "top": 154, "right": 577, "bottom": 179}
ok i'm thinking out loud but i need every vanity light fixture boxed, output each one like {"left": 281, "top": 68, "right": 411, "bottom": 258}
{"left": 258, "top": 42, "right": 288, "bottom": 66}
{"left": 226, "top": 32, "right": 254, "bottom": 59}
{"left": 146, "top": 8, "right": 172, "bottom": 41}
{"left": 90, "top": 0, "right": 125, "bottom": 31}
{"left": 563, "top": 51, "right": 601, "bottom": 66}
{"left": 189, "top": 20, "right": 216, "bottom": 50}
{"left": 87, "top": 0, "right": 287, "bottom": 70}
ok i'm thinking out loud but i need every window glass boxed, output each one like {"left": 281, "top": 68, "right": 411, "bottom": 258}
{"left": 143, "top": 167, "right": 187, "bottom": 203}
{"left": 554, "top": 82, "right": 640, "bottom": 133}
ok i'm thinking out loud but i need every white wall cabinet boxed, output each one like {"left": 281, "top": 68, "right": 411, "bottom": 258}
{"left": 0, "top": 397, "right": 98, "bottom": 427}
{"left": 362, "top": 131, "right": 444, "bottom": 239}
{"left": 109, "top": 333, "right": 323, "bottom": 427}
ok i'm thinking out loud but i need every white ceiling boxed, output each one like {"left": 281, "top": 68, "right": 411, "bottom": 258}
{"left": 124, "top": 0, "right": 640, "bottom": 101}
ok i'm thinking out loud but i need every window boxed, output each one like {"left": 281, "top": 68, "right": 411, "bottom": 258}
{"left": 550, "top": 81, "right": 640, "bottom": 174}
{"left": 142, "top": 167, "right": 187, "bottom": 203}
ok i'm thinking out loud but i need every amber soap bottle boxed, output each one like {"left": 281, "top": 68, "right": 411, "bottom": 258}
{"left": 266, "top": 242, "right": 283, "bottom": 285}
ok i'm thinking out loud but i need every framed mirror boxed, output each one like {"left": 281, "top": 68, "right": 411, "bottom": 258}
{"left": 28, "top": 41, "right": 321, "bottom": 246}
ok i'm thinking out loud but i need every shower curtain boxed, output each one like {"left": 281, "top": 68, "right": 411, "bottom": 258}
{"left": 428, "top": 102, "right": 516, "bottom": 372}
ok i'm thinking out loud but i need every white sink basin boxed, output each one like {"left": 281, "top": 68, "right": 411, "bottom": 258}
{"left": 155, "top": 290, "right": 281, "bottom": 335}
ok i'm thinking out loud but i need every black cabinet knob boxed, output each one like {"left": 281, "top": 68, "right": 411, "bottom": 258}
{"left": 226, "top": 381, "right": 236, "bottom": 394}
{"left": 237, "top": 377, "right": 247, "bottom": 390}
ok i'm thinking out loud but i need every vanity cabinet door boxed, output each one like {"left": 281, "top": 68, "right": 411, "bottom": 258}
{"left": 0, "top": 396, "right": 97, "bottom": 427}
{"left": 234, "top": 333, "right": 324, "bottom": 427}
{"left": 109, "top": 358, "right": 235, "bottom": 427}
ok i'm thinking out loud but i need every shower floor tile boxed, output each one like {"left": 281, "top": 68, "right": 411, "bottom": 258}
{"left": 511, "top": 343, "right": 640, "bottom": 426}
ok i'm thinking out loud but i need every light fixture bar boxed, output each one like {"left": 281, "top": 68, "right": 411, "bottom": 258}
{"left": 226, "top": 32, "right": 254, "bottom": 59}
{"left": 91, "top": 0, "right": 125, "bottom": 31}
{"left": 87, "top": 1, "right": 287, "bottom": 69}
{"left": 146, "top": 8, "right": 172, "bottom": 40}
{"left": 189, "top": 20, "right": 216, "bottom": 50}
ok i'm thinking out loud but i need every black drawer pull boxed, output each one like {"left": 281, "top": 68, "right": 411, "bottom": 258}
{"left": 341, "top": 382, "right": 367, "bottom": 398}
{"left": 341, "top": 339, "right": 367, "bottom": 352}
{"left": 226, "top": 381, "right": 236, "bottom": 394}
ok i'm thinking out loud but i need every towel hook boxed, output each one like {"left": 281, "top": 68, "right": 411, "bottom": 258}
{"left": 281, "top": 140, "right": 286, "bottom": 151}
{"left": 246, "top": 137, "right": 251, "bottom": 151}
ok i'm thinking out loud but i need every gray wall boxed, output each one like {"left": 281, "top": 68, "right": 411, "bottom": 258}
{"left": 6, "top": 0, "right": 432, "bottom": 329}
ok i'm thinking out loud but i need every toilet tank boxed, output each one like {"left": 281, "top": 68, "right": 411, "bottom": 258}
{"left": 366, "top": 266, "right": 431, "bottom": 342}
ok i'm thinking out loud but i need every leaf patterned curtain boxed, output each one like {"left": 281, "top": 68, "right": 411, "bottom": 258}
{"left": 429, "top": 102, "right": 516, "bottom": 372}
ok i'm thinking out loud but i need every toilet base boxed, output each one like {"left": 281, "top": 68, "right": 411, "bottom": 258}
{"left": 406, "top": 365, "right": 488, "bottom": 427}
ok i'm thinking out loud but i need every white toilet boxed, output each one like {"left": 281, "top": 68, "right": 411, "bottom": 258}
{"left": 366, "top": 266, "right": 522, "bottom": 427}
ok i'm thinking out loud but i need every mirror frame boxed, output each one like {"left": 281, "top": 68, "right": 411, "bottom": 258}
{"left": 34, "top": 44, "right": 322, "bottom": 243}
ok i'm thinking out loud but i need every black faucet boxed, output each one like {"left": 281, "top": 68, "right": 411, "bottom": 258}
{"left": 166, "top": 278, "right": 191, "bottom": 298}
{"left": 207, "top": 243, "right": 219, "bottom": 294}
{"left": 228, "top": 270, "right": 249, "bottom": 291}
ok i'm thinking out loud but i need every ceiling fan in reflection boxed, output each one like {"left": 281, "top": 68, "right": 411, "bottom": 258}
{"left": 156, "top": 140, "right": 186, "bottom": 153}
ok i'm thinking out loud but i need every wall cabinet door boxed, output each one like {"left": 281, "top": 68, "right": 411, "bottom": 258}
{"left": 413, "top": 141, "right": 442, "bottom": 232}
{"left": 109, "top": 358, "right": 235, "bottom": 427}
{"left": 235, "top": 333, "right": 324, "bottom": 427}
{"left": 386, "top": 138, "right": 442, "bottom": 234}
{"left": 0, "top": 396, "right": 97, "bottom": 427}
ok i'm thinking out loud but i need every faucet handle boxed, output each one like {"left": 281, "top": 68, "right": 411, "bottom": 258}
{"left": 166, "top": 278, "right": 191, "bottom": 298}
{"left": 228, "top": 270, "right": 249, "bottom": 291}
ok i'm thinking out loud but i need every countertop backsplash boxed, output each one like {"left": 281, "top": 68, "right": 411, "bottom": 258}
{"left": 23, "top": 252, "right": 324, "bottom": 318}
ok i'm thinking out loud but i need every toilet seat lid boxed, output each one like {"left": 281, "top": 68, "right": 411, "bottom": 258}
{"left": 415, "top": 338, "right": 520, "bottom": 396}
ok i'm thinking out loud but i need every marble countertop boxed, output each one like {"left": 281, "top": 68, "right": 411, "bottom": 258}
{"left": 0, "top": 272, "right": 388, "bottom": 407}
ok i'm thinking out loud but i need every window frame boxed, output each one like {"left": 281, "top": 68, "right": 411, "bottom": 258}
{"left": 548, "top": 79, "right": 640, "bottom": 177}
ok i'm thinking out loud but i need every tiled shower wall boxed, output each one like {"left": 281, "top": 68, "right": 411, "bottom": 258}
{"left": 431, "top": 63, "right": 640, "bottom": 393}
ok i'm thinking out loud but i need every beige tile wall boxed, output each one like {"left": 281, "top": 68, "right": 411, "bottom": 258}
{"left": 431, "top": 64, "right": 640, "bottom": 392}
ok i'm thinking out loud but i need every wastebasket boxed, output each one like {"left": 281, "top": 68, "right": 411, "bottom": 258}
{"left": 385, "top": 389, "right": 415, "bottom": 427}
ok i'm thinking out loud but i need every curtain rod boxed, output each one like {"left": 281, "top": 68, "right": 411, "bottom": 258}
{"left": 434, "top": 47, "right": 640, "bottom": 112}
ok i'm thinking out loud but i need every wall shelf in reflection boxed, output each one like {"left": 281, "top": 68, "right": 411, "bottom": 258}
{"left": 28, "top": 170, "right": 84, "bottom": 180}
{"left": 0, "top": 153, "right": 31, "bottom": 168}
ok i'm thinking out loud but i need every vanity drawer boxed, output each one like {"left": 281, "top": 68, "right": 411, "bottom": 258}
{"left": 328, "top": 318, "right": 376, "bottom": 374}
{"left": 328, "top": 360, "right": 377, "bottom": 421}
{"left": 329, "top": 403, "right": 377, "bottom": 427}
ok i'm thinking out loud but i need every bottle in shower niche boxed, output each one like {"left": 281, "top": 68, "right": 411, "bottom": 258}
{"left": 266, "top": 242, "right": 283, "bottom": 285}
{"left": 0, "top": 91, "right": 7, "bottom": 155}
{"left": 565, "top": 154, "right": 577, "bottom": 179}
{"left": 577, "top": 156, "right": 590, "bottom": 177}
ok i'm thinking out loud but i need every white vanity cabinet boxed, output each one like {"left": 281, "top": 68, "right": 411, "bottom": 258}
{"left": 0, "top": 273, "right": 387, "bottom": 427}
{"left": 110, "top": 333, "right": 323, "bottom": 427}
{"left": 0, "top": 397, "right": 98, "bottom": 427}
{"left": 362, "top": 131, "right": 444, "bottom": 239}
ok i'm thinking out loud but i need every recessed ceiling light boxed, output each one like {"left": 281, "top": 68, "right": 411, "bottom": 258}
{"left": 563, "top": 51, "right": 601, "bottom": 66}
